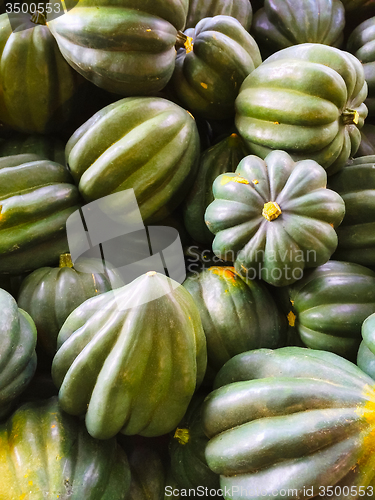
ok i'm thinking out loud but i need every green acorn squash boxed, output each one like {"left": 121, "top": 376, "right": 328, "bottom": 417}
{"left": 0, "top": 154, "right": 81, "bottom": 274}
{"left": 328, "top": 155, "right": 375, "bottom": 266}
{"left": 289, "top": 260, "right": 375, "bottom": 360}
{"left": 183, "top": 133, "right": 249, "bottom": 245}
{"left": 205, "top": 150, "right": 345, "bottom": 286}
{"left": 17, "top": 253, "right": 124, "bottom": 357}
{"left": 171, "top": 16, "right": 262, "bottom": 120}
{"left": 203, "top": 347, "right": 375, "bottom": 500}
{"left": 0, "top": 13, "right": 85, "bottom": 134}
{"left": 186, "top": 0, "right": 252, "bottom": 30}
{"left": 66, "top": 97, "right": 200, "bottom": 224}
{"left": 357, "top": 313, "right": 375, "bottom": 379}
{"left": 0, "top": 288, "right": 37, "bottom": 420}
{"left": 47, "top": 0, "right": 188, "bottom": 95}
{"left": 348, "top": 16, "right": 375, "bottom": 116}
{"left": 0, "top": 397, "right": 131, "bottom": 499}
{"left": 183, "top": 266, "right": 286, "bottom": 375}
{"left": 252, "top": 0, "right": 345, "bottom": 57}
{"left": 235, "top": 43, "right": 368, "bottom": 175}
{"left": 52, "top": 271, "right": 207, "bottom": 439}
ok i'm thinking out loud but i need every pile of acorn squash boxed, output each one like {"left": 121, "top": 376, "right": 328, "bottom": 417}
{"left": 2, "top": 0, "right": 375, "bottom": 498}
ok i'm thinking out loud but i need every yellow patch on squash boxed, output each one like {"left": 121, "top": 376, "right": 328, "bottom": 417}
{"left": 174, "top": 428, "right": 190, "bottom": 445}
{"left": 220, "top": 175, "right": 249, "bottom": 186}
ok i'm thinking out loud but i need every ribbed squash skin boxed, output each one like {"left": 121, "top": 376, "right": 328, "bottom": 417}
{"left": 205, "top": 150, "right": 345, "bottom": 287}
{"left": 52, "top": 272, "right": 207, "bottom": 439}
{"left": 0, "top": 14, "right": 85, "bottom": 134}
{"left": 235, "top": 43, "right": 368, "bottom": 175}
{"left": 289, "top": 261, "right": 375, "bottom": 360}
{"left": 329, "top": 155, "right": 375, "bottom": 266}
{"left": 186, "top": 0, "right": 252, "bottom": 30}
{"left": 47, "top": 0, "right": 188, "bottom": 95}
{"left": 203, "top": 347, "right": 375, "bottom": 500}
{"left": 0, "top": 133, "right": 65, "bottom": 164}
{"left": 171, "top": 16, "right": 262, "bottom": 121}
{"left": 0, "top": 154, "right": 81, "bottom": 274}
{"left": 357, "top": 313, "right": 375, "bottom": 379}
{"left": 0, "top": 398, "right": 131, "bottom": 500}
{"left": 356, "top": 123, "right": 375, "bottom": 156}
{"left": 170, "top": 393, "right": 220, "bottom": 491}
{"left": 183, "top": 267, "right": 286, "bottom": 375}
{"left": 66, "top": 97, "right": 200, "bottom": 223}
{"left": 252, "top": 0, "right": 345, "bottom": 56}
{"left": 183, "top": 133, "right": 248, "bottom": 244}
{"left": 348, "top": 16, "right": 375, "bottom": 117}
{"left": 127, "top": 446, "right": 167, "bottom": 500}
{"left": 17, "top": 256, "right": 124, "bottom": 357}
{"left": 0, "top": 288, "right": 37, "bottom": 420}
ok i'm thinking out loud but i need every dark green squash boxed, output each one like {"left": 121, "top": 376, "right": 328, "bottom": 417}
{"left": 52, "top": 271, "right": 207, "bottom": 439}
{"left": 205, "top": 150, "right": 345, "bottom": 286}
{"left": 347, "top": 16, "right": 375, "bottom": 116}
{"left": 0, "top": 288, "right": 37, "bottom": 420}
{"left": 186, "top": 0, "right": 252, "bottom": 30}
{"left": 328, "top": 155, "right": 375, "bottom": 266}
{"left": 183, "top": 266, "right": 286, "bottom": 376}
{"left": 47, "top": 0, "right": 188, "bottom": 95}
{"left": 203, "top": 347, "right": 375, "bottom": 500}
{"left": 252, "top": 0, "right": 345, "bottom": 57}
{"left": 171, "top": 16, "right": 262, "bottom": 120}
{"left": 183, "top": 133, "right": 249, "bottom": 244}
{"left": 235, "top": 43, "right": 368, "bottom": 175}
{"left": 17, "top": 253, "right": 124, "bottom": 357}
{"left": 357, "top": 312, "right": 375, "bottom": 379}
{"left": 170, "top": 393, "right": 220, "bottom": 492}
{"left": 0, "top": 13, "right": 86, "bottom": 134}
{"left": 127, "top": 446, "right": 168, "bottom": 500}
{"left": 289, "top": 260, "right": 375, "bottom": 360}
{"left": 0, "top": 397, "right": 131, "bottom": 499}
{"left": 0, "top": 154, "right": 81, "bottom": 274}
{"left": 66, "top": 97, "right": 200, "bottom": 224}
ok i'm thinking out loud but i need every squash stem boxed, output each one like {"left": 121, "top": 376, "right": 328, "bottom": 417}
{"left": 175, "top": 31, "right": 194, "bottom": 53}
{"left": 342, "top": 108, "right": 359, "bottom": 125}
{"left": 59, "top": 253, "right": 74, "bottom": 268}
{"left": 30, "top": 11, "right": 47, "bottom": 25}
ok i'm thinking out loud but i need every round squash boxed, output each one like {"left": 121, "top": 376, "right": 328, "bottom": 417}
{"left": 66, "top": 97, "right": 200, "bottom": 224}
{"left": 0, "top": 154, "right": 81, "bottom": 274}
{"left": 0, "top": 397, "right": 131, "bottom": 499}
{"left": 186, "top": 0, "right": 252, "bottom": 30}
{"left": 235, "top": 43, "right": 368, "bottom": 175}
{"left": 52, "top": 271, "right": 207, "bottom": 439}
{"left": 183, "top": 266, "right": 286, "bottom": 375}
{"left": 328, "top": 155, "right": 375, "bottom": 267}
{"left": 17, "top": 253, "right": 124, "bottom": 357}
{"left": 0, "top": 13, "right": 85, "bottom": 134}
{"left": 183, "top": 133, "right": 249, "bottom": 245}
{"left": 203, "top": 347, "right": 375, "bottom": 500}
{"left": 205, "top": 150, "right": 346, "bottom": 286}
{"left": 357, "top": 312, "right": 375, "bottom": 379}
{"left": 347, "top": 16, "right": 375, "bottom": 116}
{"left": 47, "top": 0, "right": 188, "bottom": 95}
{"left": 171, "top": 16, "right": 261, "bottom": 121}
{"left": 289, "top": 260, "right": 375, "bottom": 360}
{"left": 252, "top": 0, "right": 345, "bottom": 57}
{"left": 0, "top": 288, "right": 37, "bottom": 420}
